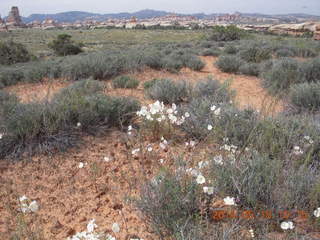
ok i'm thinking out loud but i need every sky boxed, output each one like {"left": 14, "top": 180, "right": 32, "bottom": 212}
{"left": 1, "top": 0, "right": 320, "bottom": 17}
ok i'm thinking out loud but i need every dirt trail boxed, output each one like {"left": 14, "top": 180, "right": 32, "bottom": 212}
{"left": 199, "top": 56, "right": 284, "bottom": 115}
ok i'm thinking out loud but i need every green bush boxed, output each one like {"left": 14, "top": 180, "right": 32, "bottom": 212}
{"left": 0, "top": 79, "right": 140, "bottom": 158}
{"left": 0, "top": 67, "right": 24, "bottom": 88}
{"left": 207, "top": 25, "right": 245, "bottom": 41}
{"left": 112, "top": 75, "right": 139, "bottom": 89}
{"left": 201, "top": 48, "right": 221, "bottom": 56}
{"left": 143, "top": 78, "right": 161, "bottom": 90}
{"left": 289, "top": 82, "right": 320, "bottom": 112}
{"left": 215, "top": 55, "right": 243, "bottom": 73}
{"left": 211, "top": 151, "right": 320, "bottom": 210}
{"left": 180, "top": 100, "right": 256, "bottom": 143}
{"left": 0, "top": 41, "right": 33, "bottom": 65}
{"left": 48, "top": 34, "right": 83, "bottom": 56}
{"left": 0, "top": 90, "right": 19, "bottom": 124}
{"left": 146, "top": 79, "right": 191, "bottom": 104}
{"left": 239, "top": 62, "right": 261, "bottom": 76}
{"left": 223, "top": 45, "right": 238, "bottom": 54}
{"left": 262, "top": 58, "right": 301, "bottom": 94}
{"left": 238, "top": 46, "right": 272, "bottom": 63}
{"left": 136, "top": 172, "right": 201, "bottom": 239}
{"left": 294, "top": 47, "right": 317, "bottom": 58}
{"left": 184, "top": 55, "right": 205, "bottom": 71}
{"left": 299, "top": 57, "right": 320, "bottom": 82}
{"left": 275, "top": 48, "right": 295, "bottom": 57}
{"left": 192, "top": 78, "right": 233, "bottom": 103}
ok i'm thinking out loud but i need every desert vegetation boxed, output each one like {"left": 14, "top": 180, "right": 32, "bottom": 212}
{"left": 0, "top": 28, "right": 320, "bottom": 240}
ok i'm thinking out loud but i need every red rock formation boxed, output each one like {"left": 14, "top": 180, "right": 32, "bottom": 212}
{"left": 314, "top": 25, "right": 320, "bottom": 40}
{"left": 6, "top": 6, "right": 23, "bottom": 26}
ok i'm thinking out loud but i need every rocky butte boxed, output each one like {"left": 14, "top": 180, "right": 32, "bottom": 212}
{"left": 6, "top": 6, "right": 24, "bottom": 27}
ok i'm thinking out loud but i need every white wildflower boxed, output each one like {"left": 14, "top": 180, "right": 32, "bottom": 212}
{"left": 214, "top": 108, "right": 221, "bottom": 116}
{"left": 79, "top": 162, "right": 85, "bottom": 169}
{"left": 293, "top": 146, "right": 303, "bottom": 155}
{"left": 213, "top": 155, "right": 223, "bottom": 165}
{"left": 160, "top": 142, "right": 166, "bottom": 150}
{"left": 112, "top": 223, "right": 120, "bottom": 233}
{"left": 159, "top": 159, "right": 164, "bottom": 164}
{"left": 76, "top": 122, "right": 81, "bottom": 127}
{"left": 106, "top": 234, "right": 116, "bottom": 240}
{"left": 186, "top": 168, "right": 200, "bottom": 176}
{"left": 304, "top": 136, "right": 314, "bottom": 144}
{"left": 249, "top": 229, "right": 255, "bottom": 238}
{"left": 203, "top": 186, "right": 214, "bottom": 195}
{"left": 184, "top": 112, "right": 190, "bottom": 118}
{"left": 87, "top": 219, "right": 97, "bottom": 233}
{"left": 223, "top": 196, "right": 236, "bottom": 206}
{"left": 29, "top": 200, "right": 39, "bottom": 212}
{"left": 198, "top": 161, "right": 209, "bottom": 169}
{"left": 131, "top": 148, "right": 140, "bottom": 155}
{"left": 104, "top": 156, "right": 111, "bottom": 162}
{"left": 190, "top": 140, "right": 196, "bottom": 147}
{"left": 210, "top": 105, "right": 216, "bottom": 111}
{"left": 19, "top": 195, "right": 28, "bottom": 202}
{"left": 196, "top": 174, "right": 206, "bottom": 184}
{"left": 314, "top": 207, "right": 320, "bottom": 218}
{"left": 280, "top": 221, "right": 294, "bottom": 230}
{"left": 207, "top": 124, "right": 213, "bottom": 131}
{"left": 147, "top": 146, "right": 153, "bottom": 152}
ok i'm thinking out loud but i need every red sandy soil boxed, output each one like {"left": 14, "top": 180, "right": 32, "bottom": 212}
{"left": 0, "top": 57, "right": 288, "bottom": 239}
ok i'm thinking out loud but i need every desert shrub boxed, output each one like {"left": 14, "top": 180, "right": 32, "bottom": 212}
{"left": 207, "top": 25, "right": 244, "bottom": 41}
{"left": 180, "top": 99, "right": 257, "bottom": 143}
{"left": 48, "top": 34, "right": 83, "bottom": 56}
{"left": 201, "top": 48, "right": 221, "bottom": 56}
{"left": 239, "top": 62, "right": 261, "bottom": 76}
{"left": 143, "top": 50, "right": 164, "bottom": 70}
{"left": 143, "top": 78, "right": 160, "bottom": 90}
{"left": 212, "top": 152, "right": 280, "bottom": 208}
{"left": 0, "top": 67, "right": 24, "bottom": 88}
{"left": 253, "top": 115, "right": 320, "bottom": 160}
{"left": 54, "top": 78, "right": 105, "bottom": 99}
{"left": 0, "top": 79, "right": 140, "bottom": 158}
{"left": 162, "top": 55, "right": 184, "bottom": 73}
{"left": 0, "top": 41, "right": 33, "bottom": 65}
{"left": 238, "top": 46, "right": 272, "bottom": 63}
{"left": 262, "top": 58, "right": 301, "bottom": 94}
{"left": 0, "top": 90, "right": 19, "bottom": 123}
{"left": 179, "top": 98, "right": 215, "bottom": 139}
{"left": 136, "top": 172, "right": 201, "bottom": 239}
{"left": 199, "top": 41, "right": 216, "bottom": 48}
{"left": 289, "top": 82, "right": 320, "bottom": 112}
{"left": 214, "top": 107, "right": 259, "bottom": 147}
{"left": 184, "top": 55, "right": 205, "bottom": 71}
{"left": 294, "top": 47, "right": 317, "bottom": 58}
{"left": 299, "top": 57, "right": 320, "bottom": 82}
{"left": 146, "top": 79, "right": 191, "bottom": 104}
{"left": 112, "top": 75, "right": 139, "bottom": 89}
{"left": 223, "top": 45, "right": 238, "bottom": 54}
{"left": 211, "top": 151, "right": 320, "bottom": 210}
{"left": 61, "top": 53, "right": 123, "bottom": 80}
{"left": 215, "top": 55, "right": 243, "bottom": 73}
{"left": 192, "top": 78, "right": 233, "bottom": 103}
{"left": 275, "top": 48, "right": 295, "bottom": 57}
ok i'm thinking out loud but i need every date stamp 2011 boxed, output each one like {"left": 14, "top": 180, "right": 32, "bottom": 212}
{"left": 211, "top": 209, "right": 309, "bottom": 221}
